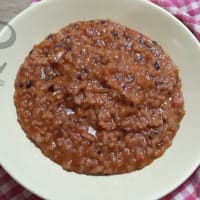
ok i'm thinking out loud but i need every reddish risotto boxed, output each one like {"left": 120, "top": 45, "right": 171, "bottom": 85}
{"left": 14, "top": 20, "right": 185, "bottom": 175}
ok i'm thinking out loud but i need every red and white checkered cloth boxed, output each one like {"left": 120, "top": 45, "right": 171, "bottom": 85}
{"left": 152, "top": 0, "right": 200, "bottom": 41}
{"left": 0, "top": 0, "right": 200, "bottom": 199}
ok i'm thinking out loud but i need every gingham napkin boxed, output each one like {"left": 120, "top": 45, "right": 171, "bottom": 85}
{"left": 0, "top": 0, "right": 200, "bottom": 200}
{"left": 152, "top": 0, "right": 200, "bottom": 41}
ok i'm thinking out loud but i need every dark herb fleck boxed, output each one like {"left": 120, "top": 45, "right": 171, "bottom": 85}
{"left": 47, "top": 34, "right": 53, "bottom": 41}
{"left": 48, "top": 85, "right": 55, "bottom": 92}
{"left": 138, "top": 38, "right": 144, "bottom": 45}
{"left": 123, "top": 33, "right": 131, "bottom": 41}
{"left": 29, "top": 49, "right": 33, "bottom": 55}
{"left": 154, "top": 61, "right": 160, "bottom": 70}
{"left": 77, "top": 73, "right": 83, "bottom": 80}
{"left": 66, "top": 35, "right": 71, "bottom": 40}
{"left": 152, "top": 40, "right": 157, "bottom": 45}
{"left": 101, "top": 20, "right": 107, "bottom": 25}
{"left": 25, "top": 80, "right": 32, "bottom": 89}
{"left": 96, "top": 149, "right": 101, "bottom": 155}
{"left": 111, "top": 30, "right": 118, "bottom": 37}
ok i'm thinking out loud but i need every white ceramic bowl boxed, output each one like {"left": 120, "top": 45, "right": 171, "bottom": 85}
{"left": 0, "top": 0, "right": 200, "bottom": 199}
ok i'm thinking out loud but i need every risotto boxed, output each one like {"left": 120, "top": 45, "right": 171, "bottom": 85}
{"left": 14, "top": 20, "right": 185, "bottom": 175}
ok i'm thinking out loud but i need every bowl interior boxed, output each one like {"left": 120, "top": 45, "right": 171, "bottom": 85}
{"left": 0, "top": 0, "right": 200, "bottom": 199}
